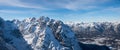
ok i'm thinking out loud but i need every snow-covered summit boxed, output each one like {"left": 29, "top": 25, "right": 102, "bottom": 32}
{"left": 14, "top": 16, "right": 82, "bottom": 50}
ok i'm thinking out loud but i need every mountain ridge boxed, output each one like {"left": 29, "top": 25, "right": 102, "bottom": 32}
{"left": 0, "top": 16, "right": 110, "bottom": 50}
{"left": 66, "top": 22, "right": 120, "bottom": 50}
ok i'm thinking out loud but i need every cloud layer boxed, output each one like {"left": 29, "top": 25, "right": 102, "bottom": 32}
{"left": 0, "top": 0, "right": 120, "bottom": 22}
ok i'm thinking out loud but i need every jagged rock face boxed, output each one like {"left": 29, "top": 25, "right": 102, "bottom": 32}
{"left": 0, "top": 17, "right": 32, "bottom": 50}
{"left": 14, "top": 17, "right": 81, "bottom": 50}
{"left": 0, "top": 18, "right": 16, "bottom": 50}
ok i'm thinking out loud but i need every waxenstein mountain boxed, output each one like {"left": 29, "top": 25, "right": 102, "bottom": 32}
{"left": 0, "top": 16, "right": 110, "bottom": 50}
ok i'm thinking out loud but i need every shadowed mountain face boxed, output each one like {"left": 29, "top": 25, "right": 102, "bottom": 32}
{"left": 0, "top": 17, "right": 110, "bottom": 50}
{"left": 0, "top": 18, "right": 32, "bottom": 50}
{"left": 67, "top": 22, "right": 120, "bottom": 50}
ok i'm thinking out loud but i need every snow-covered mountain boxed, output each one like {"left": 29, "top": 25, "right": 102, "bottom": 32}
{"left": 0, "top": 16, "right": 110, "bottom": 50}
{"left": 13, "top": 16, "right": 81, "bottom": 50}
{"left": 66, "top": 22, "right": 120, "bottom": 50}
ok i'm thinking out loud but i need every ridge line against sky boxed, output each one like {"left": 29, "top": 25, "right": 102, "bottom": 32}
{"left": 0, "top": 0, "right": 120, "bottom": 22}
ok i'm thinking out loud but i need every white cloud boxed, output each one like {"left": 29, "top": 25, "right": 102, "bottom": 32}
{"left": 0, "top": 0, "right": 47, "bottom": 9}
{"left": 41, "top": 0, "right": 109, "bottom": 10}
{"left": 64, "top": 0, "right": 110, "bottom": 10}
{"left": 61, "top": 7, "right": 120, "bottom": 21}
{"left": 0, "top": 9, "right": 43, "bottom": 15}
{"left": 82, "top": 7, "right": 120, "bottom": 15}
{"left": 0, "top": 0, "right": 112, "bottom": 11}
{"left": 104, "top": 7, "right": 120, "bottom": 12}
{"left": 0, "top": 10, "right": 24, "bottom": 13}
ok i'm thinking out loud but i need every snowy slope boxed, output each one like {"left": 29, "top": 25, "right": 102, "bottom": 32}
{"left": 13, "top": 16, "right": 82, "bottom": 50}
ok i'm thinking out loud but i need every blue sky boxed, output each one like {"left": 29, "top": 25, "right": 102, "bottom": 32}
{"left": 0, "top": 0, "right": 120, "bottom": 22}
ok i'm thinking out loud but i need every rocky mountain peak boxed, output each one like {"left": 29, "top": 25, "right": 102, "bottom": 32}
{"left": 14, "top": 16, "right": 81, "bottom": 50}
{"left": 0, "top": 17, "right": 110, "bottom": 50}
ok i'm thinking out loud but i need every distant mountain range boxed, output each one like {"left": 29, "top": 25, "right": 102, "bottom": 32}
{"left": 0, "top": 16, "right": 110, "bottom": 50}
{"left": 66, "top": 22, "right": 120, "bottom": 50}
